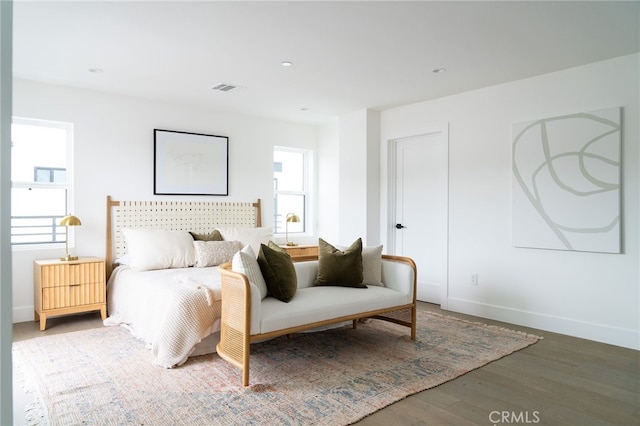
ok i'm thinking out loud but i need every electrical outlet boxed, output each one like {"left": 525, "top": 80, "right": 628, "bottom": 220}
{"left": 471, "top": 273, "right": 478, "bottom": 286}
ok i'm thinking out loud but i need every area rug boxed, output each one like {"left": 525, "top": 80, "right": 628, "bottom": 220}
{"left": 13, "top": 310, "right": 540, "bottom": 425}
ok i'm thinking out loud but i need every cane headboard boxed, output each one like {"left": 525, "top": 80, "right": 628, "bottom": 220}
{"left": 106, "top": 195, "right": 262, "bottom": 277}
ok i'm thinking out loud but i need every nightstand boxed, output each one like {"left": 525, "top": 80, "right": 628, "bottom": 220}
{"left": 280, "top": 245, "right": 318, "bottom": 259}
{"left": 33, "top": 257, "right": 107, "bottom": 331}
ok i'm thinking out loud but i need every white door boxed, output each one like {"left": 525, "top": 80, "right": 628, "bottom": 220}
{"left": 393, "top": 131, "right": 448, "bottom": 305}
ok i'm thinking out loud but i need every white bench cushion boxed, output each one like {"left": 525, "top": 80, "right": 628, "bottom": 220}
{"left": 259, "top": 285, "right": 408, "bottom": 334}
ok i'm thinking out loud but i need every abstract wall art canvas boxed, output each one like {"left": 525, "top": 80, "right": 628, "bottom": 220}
{"left": 512, "top": 107, "right": 621, "bottom": 253}
{"left": 154, "top": 129, "right": 229, "bottom": 196}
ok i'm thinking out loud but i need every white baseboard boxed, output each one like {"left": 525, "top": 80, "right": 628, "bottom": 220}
{"left": 12, "top": 305, "right": 34, "bottom": 324}
{"left": 444, "top": 298, "right": 639, "bottom": 351}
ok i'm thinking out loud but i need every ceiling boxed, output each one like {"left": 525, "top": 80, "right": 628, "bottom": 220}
{"left": 13, "top": 1, "right": 640, "bottom": 124}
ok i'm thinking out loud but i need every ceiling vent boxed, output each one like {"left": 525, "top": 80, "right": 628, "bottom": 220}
{"left": 211, "top": 83, "right": 245, "bottom": 92}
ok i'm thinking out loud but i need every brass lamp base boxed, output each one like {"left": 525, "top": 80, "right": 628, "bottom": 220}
{"left": 60, "top": 255, "right": 79, "bottom": 261}
{"left": 286, "top": 242, "right": 298, "bottom": 246}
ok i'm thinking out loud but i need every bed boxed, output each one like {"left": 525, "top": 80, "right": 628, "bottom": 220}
{"left": 103, "top": 196, "right": 268, "bottom": 368}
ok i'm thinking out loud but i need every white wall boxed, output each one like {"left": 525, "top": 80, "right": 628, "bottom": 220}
{"left": 12, "top": 79, "right": 318, "bottom": 322}
{"left": 336, "top": 109, "right": 381, "bottom": 246}
{"left": 380, "top": 54, "right": 640, "bottom": 350}
{"left": 365, "top": 110, "right": 381, "bottom": 245}
{"left": 338, "top": 109, "right": 369, "bottom": 244}
{"left": 316, "top": 119, "right": 340, "bottom": 243}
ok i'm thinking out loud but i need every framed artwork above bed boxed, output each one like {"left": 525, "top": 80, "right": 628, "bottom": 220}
{"left": 154, "top": 129, "right": 229, "bottom": 196}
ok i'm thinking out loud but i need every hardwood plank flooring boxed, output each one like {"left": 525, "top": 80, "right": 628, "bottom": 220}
{"left": 357, "top": 303, "right": 640, "bottom": 426}
{"left": 12, "top": 303, "right": 639, "bottom": 425}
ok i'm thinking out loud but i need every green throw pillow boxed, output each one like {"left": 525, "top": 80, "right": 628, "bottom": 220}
{"left": 314, "top": 238, "right": 366, "bottom": 288}
{"left": 257, "top": 242, "right": 297, "bottom": 302}
{"left": 267, "top": 240, "right": 287, "bottom": 253}
{"left": 189, "top": 230, "right": 223, "bottom": 241}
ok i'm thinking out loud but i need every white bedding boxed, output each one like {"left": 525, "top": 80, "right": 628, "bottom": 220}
{"left": 104, "top": 265, "right": 222, "bottom": 368}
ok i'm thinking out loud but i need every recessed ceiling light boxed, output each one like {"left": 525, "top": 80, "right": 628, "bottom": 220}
{"left": 88, "top": 68, "right": 103, "bottom": 73}
{"left": 281, "top": 61, "right": 293, "bottom": 67}
{"left": 432, "top": 68, "right": 447, "bottom": 74}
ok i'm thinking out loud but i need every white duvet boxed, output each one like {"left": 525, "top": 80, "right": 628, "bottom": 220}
{"left": 104, "top": 265, "right": 222, "bottom": 368}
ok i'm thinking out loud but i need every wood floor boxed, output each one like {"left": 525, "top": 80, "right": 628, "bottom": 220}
{"left": 12, "top": 302, "right": 639, "bottom": 426}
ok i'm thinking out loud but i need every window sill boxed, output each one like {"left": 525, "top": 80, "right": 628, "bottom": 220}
{"left": 12, "top": 243, "right": 66, "bottom": 252}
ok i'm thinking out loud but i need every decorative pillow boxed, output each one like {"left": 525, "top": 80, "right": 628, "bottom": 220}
{"left": 314, "top": 238, "right": 366, "bottom": 288}
{"left": 189, "top": 230, "right": 223, "bottom": 241}
{"left": 337, "top": 243, "right": 383, "bottom": 286}
{"left": 362, "top": 245, "right": 384, "bottom": 286}
{"left": 257, "top": 243, "right": 297, "bottom": 302}
{"left": 115, "top": 254, "right": 131, "bottom": 265}
{"left": 193, "top": 240, "right": 241, "bottom": 267}
{"left": 122, "top": 229, "right": 196, "bottom": 271}
{"left": 267, "top": 240, "right": 286, "bottom": 253}
{"left": 232, "top": 245, "right": 268, "bottom": 300}
{"left": 218, "top": 227, "right": 273, "bottom": 257}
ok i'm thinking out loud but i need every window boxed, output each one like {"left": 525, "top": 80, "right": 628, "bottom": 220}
{"left": 34, "top": 167, "right": 67, "bottom": 183}
{"left": 11, "top": 117, "right": 74, "bottom": 246}
{"left": 273, "top": 147, "right": 311, "bottom": 236}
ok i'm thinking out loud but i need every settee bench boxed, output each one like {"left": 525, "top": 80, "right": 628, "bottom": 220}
{"left": 217, "top": 254, "right": 417, "bottom": 386}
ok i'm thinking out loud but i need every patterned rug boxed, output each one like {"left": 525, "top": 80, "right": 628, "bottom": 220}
{"left": 13, "top": 310, "right": 540, "bottom": 425}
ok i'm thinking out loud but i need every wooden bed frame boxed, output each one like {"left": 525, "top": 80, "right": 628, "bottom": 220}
{"left": 105, "top": 195, "right": 262, "bottom": 278}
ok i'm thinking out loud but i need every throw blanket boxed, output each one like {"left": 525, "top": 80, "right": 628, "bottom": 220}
{"left": 105, "top": 266, "right": 222, "bottom": 368}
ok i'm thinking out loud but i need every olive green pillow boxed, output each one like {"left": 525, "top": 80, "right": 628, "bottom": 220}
{"left": 189, "top": 230, "right": 223, "bottom": 241}
{"left": 257, "top": 242, "right": 297, "bottom": 302}
{"left": 267, "top": 240, "right": 287, "bottom": 253}
{"left": 314, "top": 238, "right": 366, "bottom": 288}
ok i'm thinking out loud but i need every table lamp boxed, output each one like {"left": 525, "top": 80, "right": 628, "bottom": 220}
{"left": 59, "top": 214, "right": 81, "bottom": 261}
{"left": 285, "top": 213, "right": 300, "bottom": 246}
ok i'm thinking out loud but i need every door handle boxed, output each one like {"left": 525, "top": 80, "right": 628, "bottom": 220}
{"left": 395, "top": 223, "right": 406, "bottom": 229}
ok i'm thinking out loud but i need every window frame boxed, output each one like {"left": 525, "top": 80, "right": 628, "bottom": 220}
{"left": 273, "top": 146, "right": 312, "bottom": 238}
{"left": 11, "top": 117, "right": 74, "bottom": 250}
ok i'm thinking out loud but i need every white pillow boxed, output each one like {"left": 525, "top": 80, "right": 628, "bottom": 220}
{"left": 193, "top": 240, "right": 241, "bottom": 267}
{"left": 232, "top": 245, "right": 268, "bottom": 300}
{"left": 362, "top": 245, "right": 384, "bottom": 286}
{"left": 218, "top": 227, "right": 273, "bottom": 257}
{"left": 122, "top": 229, "right": 196, "bottom": 271}
{"left": 115, "top": 254, "right": 131, "bottom": 265}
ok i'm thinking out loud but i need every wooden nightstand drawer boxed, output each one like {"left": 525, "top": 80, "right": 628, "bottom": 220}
{"left": 41, "top": 281, "right": 105, "bottom": 310}
{"left": 34, "top": 257, "right": 107, "bottom": 331}
{"left": 39, "top": 262, "right": 105, "bottom": 287}
{"left": 280, "top": 245, "right": 318, "bottom": 259}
